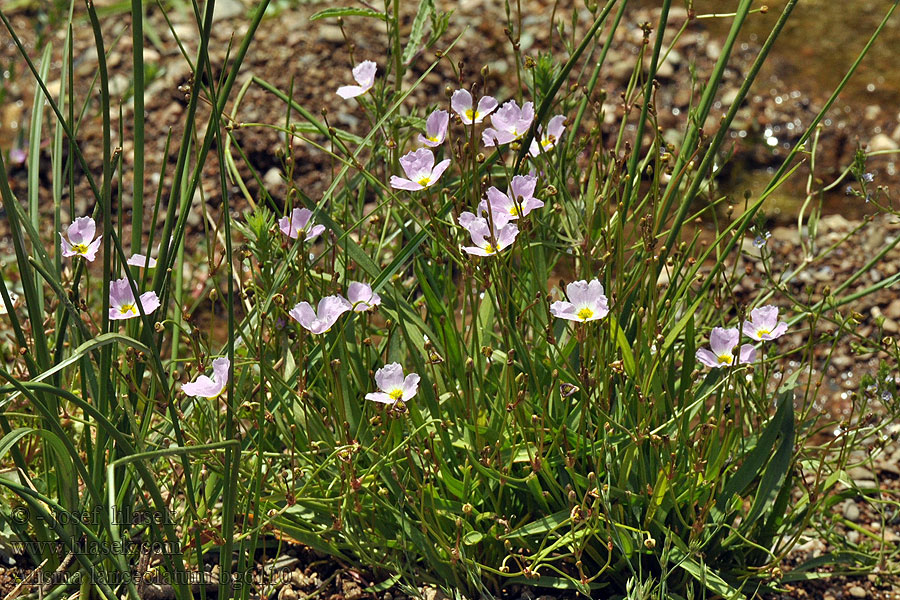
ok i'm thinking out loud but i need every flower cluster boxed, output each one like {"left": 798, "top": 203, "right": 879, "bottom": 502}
{"left": 383, "top": 85, "right": 565, "bottom": 194}
{"left": 456, "top": 173, "right": 546, "bottom": 257}
{"left": 696, "top": 305, "right": 788, "bottom": 368}
{"left": 336, "top": 76, "right": 568, "bottom": 398}
{"left": 284, "top": 281, "right": 408, "bottom": 403}
{"left": 289, "top": 282, "right": 381, "bottom": 335}
{"left": 59, "top": 216, "right": 162, "bottom": 322}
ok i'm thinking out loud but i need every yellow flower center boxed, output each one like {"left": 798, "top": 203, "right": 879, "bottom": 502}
{"left": 483, "top": 244, "right": 497, "bottom": 255}
{"left": 508, "top": 205, "right": 519, "bottom": 216}
{"left": 756, "top": 328, "right": 770, "bottom": 337}
{"left": 717, "top": 354, "right": 733, "bottom": 365}
{"left": 577, "top": 307, "right": 594, "bottom": 321}
{"left": 427, "top": 135, "right": 439, "bottom": 142}
{"left": 417, "top": 176, "right": 431, "bottom": 187}
{"left": 542, "top": 137, "right": 554, "bottom": 148}
{"left": 72, "top": 243, "right": 89, "bottom": 254}
{"left": 465, "top": 108, "right": 475, "bottom": 121}
{"left": 388, "top": 388, "right": 403, "bottom": 401}
{"left": 119, "top": 303, "right": 137, "bottom": 316}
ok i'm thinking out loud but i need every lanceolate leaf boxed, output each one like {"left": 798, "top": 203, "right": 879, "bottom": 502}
{"left": 402, "top": 0, "right": 433, "bottom": 65}
{"left": 310, "top": 7, "right": 387, "bottom": 22}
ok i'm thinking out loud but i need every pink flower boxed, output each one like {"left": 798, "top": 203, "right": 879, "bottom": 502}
{"left": 696, "top": 327, "right": 756, "bottom": 368}
{"left": 336, "top": 60, "right": 377, "bottom": 99}
{"left": 742, "top": 305, "right": 788, "bottom": 341}
{"left": 182, "top": 357, "right": 230, "bottom": 398}
{"left": 482, "top": 100, "right": 535, "bottom": 146}
{"left": 365, "top": 363, "right": 420, "bottom": 404}
{"left": 459, "top": 216, "right": 519, "bottom": 256}
{"left": 529, "top": 115, "right": 566, "bottom": 157}
{"left": 127, "top": 253, "right": 158, "bottom": 268}
{"left": 60, "top": 217, "right": 102, "bottom": 262}
{"left": 550, "top": 280, "right": 609, "bottom": 322}
{"left": 478, "top": 173, "right": 543, "bottom": 228}
{"left": 288, "top": 295, "right": 352, "bottom": 334}
{"left": 108, "top": 277, "right": 161, "bottom": 320}
{"left": 9, "top": 147, "right": 26, "bottom": 166}
{"left": 418, "top": 109, "right": 449, "bottom": 147}
{"left": 347, "top": 282, "right": 381, "bottom": 312}
{"left": 279, "top": 208, "right": 326, "bottom": 242}
{"left": 390, "top": 148, "right": 451, "bottom": 191}
{"left": 451, "top": 89, "right": 498, "bottom": 125}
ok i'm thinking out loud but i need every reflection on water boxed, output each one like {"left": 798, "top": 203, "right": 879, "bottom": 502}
{"left": 636, "top": 0, "right": 899, "bottom": 220}
{"left": 688, "top": 0, "right": 900, "bottom": 107}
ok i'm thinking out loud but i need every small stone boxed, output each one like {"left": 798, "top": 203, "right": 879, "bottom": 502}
{"left": 143, "top": 48, "right": 161, "bottom": 63}
{"left": 318, "top": 24, "right": 344, "bottom": 44}
{"left": 843, "top": 500, "right": 860, "bottom": 522}
{"left": 109, "top": 74, "right": 130, "bottom": 99}
{"left": 848, "top": 466, "right": 876, "bottom": 481}
{"left": 819, "top": 214, "right": 853, "bottom": 232}
{"left": 278, "top": 587, "right": 298, "bottom": 600}
{"left": 264, "top": 168, "right": 284, "bottom": 192}
{"left": 422, "top": 588, "right": 448, "bottom": 600}
{"left": 721, "top": 87, "right": 740, "bottom": 107}
{"left": 770, "top": 226, "right": 800, "bottom": 245}
{"left": 885, "top": 299, "right": 900, "bottom": 320}
{"left": 869, "top": 133, "right": 898, "bottom": 152}
{"left": 848, "top": 584, "right": 866, "bottom": 598}
{"left": 343, "top": 581, "right": 364, "bottom": 600}
{"left": 213, "top": 0, "right": 244, "bottom": 22}
{"left": 656, "top": 58, "right": 675, "bottom": 78}
{"left": 271, "top": 555, "right": 299, "bottom": 571}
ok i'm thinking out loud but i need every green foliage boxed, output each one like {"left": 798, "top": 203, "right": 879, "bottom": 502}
{"left": 531, "top": 51, "right": 561, "bottom": 101}
{"left": 0, "top": 0, "right": 898, "bottom": 599}
{"left": 309, "top": 7, "right": 388, "bottom": 22}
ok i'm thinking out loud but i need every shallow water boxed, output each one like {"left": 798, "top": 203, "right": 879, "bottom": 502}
{"left": 634, "top": 0, "right": 900, "bottom": 220}
{"left": 689, "top": 0, "right": 900, "bottom": 107}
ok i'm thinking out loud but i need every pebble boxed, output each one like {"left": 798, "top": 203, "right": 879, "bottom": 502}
{"left": 869, "top": 133, "right": 898, "bottom": 152}
{"left": 422, "top": 587, "right": 449, "bottom": 600}
{"left": 843, "top": 500, "right": 860, "bottom": 522}
{"left": 213, "top": 0, "right": 245, "bottom": 22}
{"left": 342, "top": 581, "right": 364, "bottom": 600}
{"left": 318, "top": 24, "right": 345, "bottom": 44}
{"left": 847, "top": 466, "right": 876, "bottom": 481}
{"left": 278, "top": 587, "right": 298, "bottom": 600}
{"left": 109, "top": 74, "right": 130, "bottom": 99}
{"left": 264, "top": 168, "right": 284, "bottom": 192}
{"left": 721, "top": 87, "right": 740, "bottom": 107}
{"left": 849, "top": 584, "right": 867, "bottom": 598}
{"left": 885, "top": 299, "right": 900, "bottom": 319}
